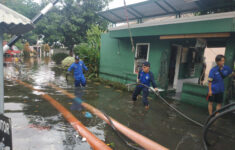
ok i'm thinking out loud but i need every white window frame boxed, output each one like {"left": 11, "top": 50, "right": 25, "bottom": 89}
{"left": 134, "top": 43, "right": 150, "bottom": 74}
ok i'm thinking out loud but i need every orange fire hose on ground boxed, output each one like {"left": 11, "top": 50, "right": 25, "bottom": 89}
{"left": 48, "top": 83, "right": 168, "bottom": 150}
{"left": 15, "top": 79, "right": 111, "bottom": 150}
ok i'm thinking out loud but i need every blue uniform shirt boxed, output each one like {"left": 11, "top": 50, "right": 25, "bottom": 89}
{"left": 68, "top": 60, "right": 88, "bottom": 80}
{"left": 138, "top": 70, "right": 157, "bottom": 88}
{"left": 208, "top": 65, "right": 232, "bottom": 94}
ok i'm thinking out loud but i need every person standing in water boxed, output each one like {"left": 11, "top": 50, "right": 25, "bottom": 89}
{"left": 67, "top": 56, "right": 88, "bottom": 87}
{"left": 208, "top": 55, "right": 234, "bottom": 115}
{"left": 132, "top": 62, "right": 158, "bottom": 109}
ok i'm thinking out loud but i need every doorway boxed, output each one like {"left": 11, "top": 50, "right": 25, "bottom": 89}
{"left": 168, "top": 46, "right": 178, "bottom": 88}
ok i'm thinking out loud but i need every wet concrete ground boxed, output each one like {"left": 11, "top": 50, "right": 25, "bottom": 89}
{"left": 3, "top": 57, "right": 235, "bottom": 150}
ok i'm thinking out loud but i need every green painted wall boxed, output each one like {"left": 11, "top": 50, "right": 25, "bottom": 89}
{"left": 99, "top": 33, "right": 170, "bottom": 88}
{"left": 181, "top": 83, "right": 208, "bottom": 108}
{"left": 224, "top": 38, "right": 235, "bottom": 103}
{"left": 110, "top": 18, "right": 235, "bottom": 38}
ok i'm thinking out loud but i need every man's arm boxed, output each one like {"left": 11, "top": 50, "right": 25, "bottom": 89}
{"left": 82, "top": 61, "right": 88, "bottom": 71}
{"left": 208, "top": 82, "right": 212, "bottom": 96}
{"left": 68, "top": 63, "right": 74, "bottom": 72}
{"left": 208, "top": 69, "right": 214, "bottom": 96}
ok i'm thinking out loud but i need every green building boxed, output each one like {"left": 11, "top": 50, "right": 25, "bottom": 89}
{"left": 98, "top": 0, "right": 235, "bottom": 108}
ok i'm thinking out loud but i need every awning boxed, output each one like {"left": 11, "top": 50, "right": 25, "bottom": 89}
{"left": 0, "top": 3, "right": 33, "bottom": 115}
{"left": 98, "top": 0, "right": 235, "bottom": 23}
{"left": 0, "top": 3, "right": 33, "bottom": 35}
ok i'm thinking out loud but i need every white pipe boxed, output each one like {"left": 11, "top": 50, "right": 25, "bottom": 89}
{"left": 41, "top": 3, "right": 53, "bottom": 15}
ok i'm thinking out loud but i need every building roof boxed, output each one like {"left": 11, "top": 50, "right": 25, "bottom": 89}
{"left": 0, "top": 3, "right": 33, "bottom": 35}
{"left": 108, "top": 11, "right": 235, "bottom": 38}
{"left": 110, "top": 11, "right": 235, "bottom": 31}
{"left": 99, "top": 0, "right": 235, "bottom": 23}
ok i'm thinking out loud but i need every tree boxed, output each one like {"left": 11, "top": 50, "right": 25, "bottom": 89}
{"left": 35, "top": 0, "right": 112, "bottom": 53}
{"left": 1, "top": 0, "right": 112, "bottom": 51}
{"left": 0, "top": 0, "right": 40, "bottom": 19}
{"left": 74, "top": 25, "right": 103, "bottom": 77}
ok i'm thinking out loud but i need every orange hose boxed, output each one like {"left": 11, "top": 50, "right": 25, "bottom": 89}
{"left": 15, "top": 80, "right": 111, "bottom": 150}
{"left": 49, "top": 83, "right": 169, "bottom": 150}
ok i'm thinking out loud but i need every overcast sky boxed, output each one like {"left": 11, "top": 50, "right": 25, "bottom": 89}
{"left": 33, "top": 0, "right": 147, "bottom": 9}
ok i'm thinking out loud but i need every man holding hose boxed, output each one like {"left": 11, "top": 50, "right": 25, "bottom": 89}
{"left": 132, "top": 62, "right": 158, "bottom": 109}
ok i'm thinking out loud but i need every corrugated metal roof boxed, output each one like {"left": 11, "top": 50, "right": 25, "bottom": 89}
{"left": 99, "top": 0, "right": 235, "bottom": 23}
{"left": 0, "top": 3, "right": 33, "bottom": 35}
{"left": 109, "top": 11, "right": 235, "bottom": 31}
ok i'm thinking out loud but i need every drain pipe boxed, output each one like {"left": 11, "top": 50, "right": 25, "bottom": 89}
{"left": 48, "top": 83, "right": 168, "bottom": 150}
{"left": 15, "top": 80, "right": 112, "bottom": 150}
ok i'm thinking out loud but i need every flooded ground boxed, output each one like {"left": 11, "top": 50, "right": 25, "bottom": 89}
{"left": 3, "top": 57, "right": 235, "bottom": 150}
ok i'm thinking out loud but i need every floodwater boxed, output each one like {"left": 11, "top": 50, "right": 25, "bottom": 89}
{"left": 3, "top": 57, "right": 235, "bottom": 150}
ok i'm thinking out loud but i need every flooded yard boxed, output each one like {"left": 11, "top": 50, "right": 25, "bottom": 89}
{"left": 3, "top": 58, "right": 235, "bottom": 150}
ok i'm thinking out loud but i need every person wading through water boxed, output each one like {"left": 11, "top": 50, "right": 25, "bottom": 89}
{"left": 208, "top": 55, "right": 234, "bottom": 115}
{"left": 67, "top": 56, "right": 88, "bottom": 87}
{"left": 132, "top": 62, "right": 158, "bottom": 110}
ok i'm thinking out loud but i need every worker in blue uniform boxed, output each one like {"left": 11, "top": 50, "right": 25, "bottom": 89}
{"left": 132, "top": 62, "right": 158, "bottom": 109}
{"left": 208, "top": 55, "right": 234, "bottom": 115}
{"left": 67, "top": 56, "right": 88, "bottom": 87}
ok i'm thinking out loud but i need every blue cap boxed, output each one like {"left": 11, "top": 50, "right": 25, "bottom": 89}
{"left": 75, "top": 56, "right": 79, "bottom": 60}
{"left": 143, "top": 61, "right": 150, "bottom": 67}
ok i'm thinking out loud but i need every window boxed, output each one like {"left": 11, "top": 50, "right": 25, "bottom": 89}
{"left": 134, "top": 43, "right": 150, "bottom": 74}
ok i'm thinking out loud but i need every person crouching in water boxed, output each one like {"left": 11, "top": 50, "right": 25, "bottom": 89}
{"left": 208, "top": 55, "right": 234, "bottom": 115}
{"left": 67, "top": 56, "right": 88, "bottom": 87}
{"left": 132, "top": 62, "right": 158, "bottom": 109}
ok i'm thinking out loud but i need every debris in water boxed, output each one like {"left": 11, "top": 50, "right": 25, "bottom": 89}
{"left": 81, "top": 137, "right": 86, "bottom": 142}
{"left": 104, "top": 85, "right": 111, "bottom": 88}
{"left": 84, "top": 112, "right": 93, "bottom": 118}
{"left": 107, "top": 142, "right": 115, "bottom": 148}
{"left": 94, "top": 82, "right": 100, "bottom": 85}
{"left": 28, "top": 124, "right": 51, "bottom": 130}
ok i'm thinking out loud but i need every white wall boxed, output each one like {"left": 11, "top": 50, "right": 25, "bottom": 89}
{"left": 203, "top": 47, "right": 225, "bottom": 84}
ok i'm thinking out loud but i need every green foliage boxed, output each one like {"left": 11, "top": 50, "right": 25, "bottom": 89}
{"left": 3, "top": 33, "right": 24, "bottom": 50}
{"left": 34, "top": 0, "right": 112, "bottom": 50}
{"left": 62, "top": 56, "right": 75, "bottom": 69}
{"left": 1, "top": 0, "right": 40, "bottom": 19}
{"left": 87, "top": 25, "right": 102, "bottom": 51}
{"left": 1, "top": 0, "right": 112, "bottom": 49}
{"left": 14, "top": 42, "right": 24, "bottom": 50}
{"left": 52, "top": 53, "right": 69, "bottom": 64}
{"left": 74, "top": 25, "right": 103, "bottom": 77}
